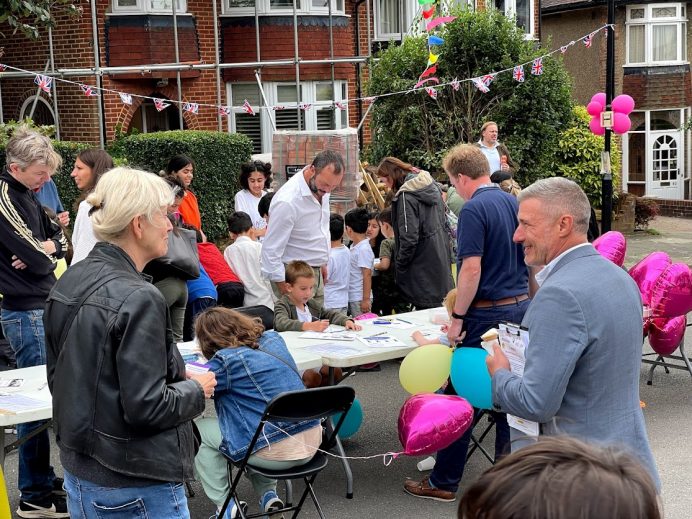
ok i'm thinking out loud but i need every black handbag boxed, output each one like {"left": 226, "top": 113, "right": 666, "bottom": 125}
{"left": 150, "top": 226, "right": 200, "bottom": 280}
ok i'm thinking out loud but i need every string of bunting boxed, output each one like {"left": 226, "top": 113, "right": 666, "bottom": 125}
{"left": 0, "top": 24, "right": 610, "bottom": 117}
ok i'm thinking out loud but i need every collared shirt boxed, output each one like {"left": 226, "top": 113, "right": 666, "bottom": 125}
{"left": 478, "top": 140, "right": 502, "bottom": 173}
{"left": 534, "top": 243, "right": 591, "bottom": 287}
{"left": 224, "top": 236, "right": 275, "bottom": 310}
{"left": 260, "top": 168, "right": 331, "bottom": 282}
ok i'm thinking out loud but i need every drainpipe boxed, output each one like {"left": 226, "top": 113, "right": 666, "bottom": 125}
{"left": 353, "top": 0, "right": 366, "bottom": 147}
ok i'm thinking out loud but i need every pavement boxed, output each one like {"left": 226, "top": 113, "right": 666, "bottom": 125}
{"left": 3, "top": 216, "right": 692, "bottom": 519}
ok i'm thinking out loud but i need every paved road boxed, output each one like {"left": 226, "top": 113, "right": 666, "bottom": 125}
{"left": 3, "top": 216, "right": 691, "bottom": 518}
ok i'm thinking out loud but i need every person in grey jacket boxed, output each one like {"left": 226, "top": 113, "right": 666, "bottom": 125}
{"left": 376, "top": 157, "right": 454, "bottom": 309}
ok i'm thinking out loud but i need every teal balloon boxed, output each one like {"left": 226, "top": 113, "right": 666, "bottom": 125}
{"left": 333, "top": 398, "right": 363, "bottom": 439}
{"left": 428, "top": 35, "right": 444, "bottom": 46}
{"left": 450, "top": 348, "right": 492, "bottom": 410}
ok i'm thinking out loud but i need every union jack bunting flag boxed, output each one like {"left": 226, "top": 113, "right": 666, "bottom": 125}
{"left": 153, "top": 98, "right": 170, "bottom": 112}
{"left": 183, "top": 102, "right": 199, "bottom": 114}
{"left": 242, "top": 99, "right": 255, "bottom": 116}
{"left": 583, "top": 35, "right": 592, "bottom": 48}
{"left": 34, "top": 74, "right": 53, "bottom": 94}
{"left": 0, "top": 64, "right": 7, "bottom": 72}
{"left": 425, "top": 86, "right": 437, "bottom": 99}
{"left": 334, "top": 101, "right": 347, "bottom": 110}
{"left": 364, "top": 96, "right": 376, "bottom": 104}
{"left": 119, "top": 92, "right": 133, "bottom": 105}
{"left": 299, "top": 102, "right": 312, "bottom": 111}
{"left": 531, "top": 57, "right": 544, "bottom": 76}
{"left": 560, "top": 45, "right": 569, "bottom": 54}
{"left": 80, "top": 84, "right": 99, "bottom": 97}
{"left": 450, "top": 78, "right": 460, "bottom": 91}
{"left": 481, "top": 73, "right": 497, "bottom": 87}
{"left": 272, "top": 105, "right": 286, "bottom": 111}
{"left": 472, "top": 78, "right": 489, "bottom": 93}
{"left": 513, "top": 65, "right": 525, "bottom": 83}
{"left": 218, "top": 106, "right": 232, "bottom": 116}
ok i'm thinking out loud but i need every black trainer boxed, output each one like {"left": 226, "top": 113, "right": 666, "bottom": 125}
{"left": 17, "top": 495, "right": 70, "bottom": 518}
{"left": 51, "top": 477, "right": 66, "bottom": 497}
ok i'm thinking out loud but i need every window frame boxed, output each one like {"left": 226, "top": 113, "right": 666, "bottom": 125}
{"left": 112, "top": 0, "right": 187, "bottom": 14}
{"left": 374, "top": 0, "right": 418, "bottom": 41}
{"left": 227, "top": 80, "right": 349, "bottom": 154}
{"left": 223, "top": 0, "right": 345, "bottom": 16}
{"left": 490, "top": 0, "right": 536, "bottom": 39}
{"left": 625, "top": 3, "right": 687, "bottom": 66}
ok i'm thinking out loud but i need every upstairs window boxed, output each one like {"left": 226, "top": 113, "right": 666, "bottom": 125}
{"left": 375, "top": 0, "right": 417, "bottom": 40}
{"left": 113, "top": 0, "right": 186, "bottom": 13}
{"left": 626, "top": 4, "right": 687, "bottom": 65}
{"left": 225, "top": 0, "right": 344, "bottom": 15}
{"left": 491, "top": 0, "right": 535, "bottom": 37}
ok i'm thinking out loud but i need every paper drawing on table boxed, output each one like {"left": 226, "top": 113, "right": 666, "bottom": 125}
{"left": 304, "top": 343, "right": 365, "bottom": 358}
{"left": 358, "top": 334, "right": 406, "bottom": 348}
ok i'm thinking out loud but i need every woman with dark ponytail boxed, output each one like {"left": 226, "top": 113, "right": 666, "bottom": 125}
{"left": 234, "top": 160, "right": 272, "bottom": 239}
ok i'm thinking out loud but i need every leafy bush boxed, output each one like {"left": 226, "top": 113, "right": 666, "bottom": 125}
{"left": 364, "top": 8, "right": 574, "bottom": 184}
{"left": 635, "top": 197, "right": 660, "bottom": 229}
{"left": 552, "top": 106, "right": 621, "bottom": 209}
{"left": 110, "top": 130, "right": 253, "bottom": 241}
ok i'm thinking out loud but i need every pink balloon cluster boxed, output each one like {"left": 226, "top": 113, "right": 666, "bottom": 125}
{"left": 398, "top": 394, "right": 474, "bottom": 456}
{"left": 593, "top": 231, "right": 627, "bottom": 267}
{"left": 587, "top": 92, "right": 636, "bottom": 136}
{"left": 629, "top": 252, "right": 692, "bottom": 355}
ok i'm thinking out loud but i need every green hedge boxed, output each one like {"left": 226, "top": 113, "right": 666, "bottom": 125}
{"left": 109, "top": 130, "right": 253, "bottom": 241}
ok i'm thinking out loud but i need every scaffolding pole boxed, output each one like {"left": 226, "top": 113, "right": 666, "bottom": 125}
{"left": 172, "top": 0, "right": 184, "bottom": 129}
{"left": 90, "top": 0, "right": 106, "bottom": 148}
{"left": 213, "top": 0, "right": 222, "bottom": 130}
{"left": 293, "top": 0, "right": 302, "bottom": 130}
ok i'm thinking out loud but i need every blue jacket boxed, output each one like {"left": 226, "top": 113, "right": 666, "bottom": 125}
{"left": 209, "top": 331, "right": 319, "bottom": 462}
{"left": 186, "top": 264, "right": 217, "bottom": 302}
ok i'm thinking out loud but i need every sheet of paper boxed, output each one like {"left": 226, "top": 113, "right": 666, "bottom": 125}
{"left": 303, "top": 343, "right": 365, "bottom": 358}
{"left": 498, "top": 323, "right": 539, "bottom": 437}
{"left": 371, "top": 318, "right": 415, "bottom": 329}
{"left": 358, "top": 334, "right": 406, "bottom": 348}
{"left": 185, "top": 361, "right": 210, "bottom": 374}
{"left": 0, "top": 394, "right": 49, "bottom": 414}
{"left": 300, "top": 330, "right": 357, "bottom": 341}
{"left": 0, "top": 378, "right": 24, "bottom": 388}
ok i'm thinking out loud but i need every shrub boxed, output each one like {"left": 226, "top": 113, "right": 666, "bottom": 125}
{"left": 109, "top": 130, "right": 253, "bottom": 241}
{"left": 552, "top": 106, "right": 622, "bottom": 209}
{"left": 635, "top": 197, "right": 660, "bottom": 229}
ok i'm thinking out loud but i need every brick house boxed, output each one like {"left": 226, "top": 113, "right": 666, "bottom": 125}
{"left": 1, "top": 0, "right": 540, "bottom": 152}
{"left": 541, "top": 0, "right": 692, "bottom": 208}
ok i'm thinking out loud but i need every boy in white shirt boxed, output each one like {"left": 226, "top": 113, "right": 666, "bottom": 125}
{"left": 345, "top": 207, "right": 374, "bottom": 317}
{"left": 324, "top": 213, "right": 350, "bottom": 313}
{"left": 223, "top": 211, "right": 275, "bottom": 310}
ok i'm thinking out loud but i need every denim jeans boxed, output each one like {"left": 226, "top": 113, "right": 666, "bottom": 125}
{"left": 0, "top": 308, "right": 57, "bottom": 503}
{"left": 428, "top": 299, "right": 530, "bottom": 493}
{"left": 63, "top": 470, "right": 190, "bottom": 519}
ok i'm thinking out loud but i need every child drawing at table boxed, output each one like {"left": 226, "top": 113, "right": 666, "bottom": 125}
{"left": 193, "top": 307, "right": 323, "bottom": 518}
{"left": 411, "top": 288, "right": 457, "bottom": 347}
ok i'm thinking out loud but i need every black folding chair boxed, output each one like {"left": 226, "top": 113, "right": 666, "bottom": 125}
{"left": 235, "top": 305, "right": 275, "bottom": 331}
{"left": 466, "top": 410, "right": 497, "bottom": 464}
{"left": 218, "top": 385, "right": 356, "bottom": 519}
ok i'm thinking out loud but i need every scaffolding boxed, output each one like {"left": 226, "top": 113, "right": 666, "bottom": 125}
{"left": 0, "top": 0, "right": 378, "bottom": 149}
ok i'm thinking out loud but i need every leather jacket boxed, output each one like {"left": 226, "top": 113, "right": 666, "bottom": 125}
{"left": 44, "top": 242, "right": 205, "bottom": 482}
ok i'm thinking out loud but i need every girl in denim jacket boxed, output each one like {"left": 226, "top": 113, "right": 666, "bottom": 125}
{"left": 193, "top": 307, "right": 322, "bottom": 518}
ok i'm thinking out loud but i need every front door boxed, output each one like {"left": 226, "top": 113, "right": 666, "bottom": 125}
{"left": 647, "top": 130, "right": 682, "bottom": 199}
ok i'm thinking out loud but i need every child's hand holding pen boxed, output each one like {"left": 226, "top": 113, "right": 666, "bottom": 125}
{"left": 305, "top": 318, "right": 330, "bottom": 332}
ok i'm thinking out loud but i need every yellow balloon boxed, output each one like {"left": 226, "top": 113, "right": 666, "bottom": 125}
{"left": 399, "top": 344, "right": 453, "bottom": 394}
{"left": 0, "top": 466, "right": 10, "bottom": 519}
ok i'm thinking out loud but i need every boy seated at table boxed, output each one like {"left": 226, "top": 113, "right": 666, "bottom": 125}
{"left": 411, "top": 288, "right": 456, "bottom": 347}
{"left": 274, "top": 260, "right": 361, "bottom": 387}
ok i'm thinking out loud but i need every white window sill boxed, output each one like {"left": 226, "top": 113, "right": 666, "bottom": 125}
{"left": 108, "top": 11, "right": 192, "bottom": 15}
{"left": 623, "top": 61, "right": 689, "bottom": 67}
{"left": 221, "top": 11, "right": 347, "bottom": 17}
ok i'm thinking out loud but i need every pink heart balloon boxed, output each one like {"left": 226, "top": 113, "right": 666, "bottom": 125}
{"left": 590, "top": 92, "right": 606, "bottom": 109}
{"left": 629, "top": 252, "right": 671, "bottom": 305}
{"left": 592, "top": 231, "right": 627, "bottom": 267}
{"left": 649, "top": 316, "right": 686, "bottom": 356}
{"left": 398, "top": 394, "right": 474, "bottom": 456}
{"left": 612, "top": 94, "right": 635, "bottom": 115}
{"left": 586, "top": 101, "right": 604, "bottom": 117}
{"left": 650, "top": 263, "right": 692, "bottom": 318}
{"left": 612, "top": 112, "right": 632, "bottom": 134}
{"left": 589, "top": 116, "right": 605, "bottom": 136}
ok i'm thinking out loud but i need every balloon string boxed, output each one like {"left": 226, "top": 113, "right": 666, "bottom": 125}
{"left": 262, "top": 422, "right": 404, "bottom": 465}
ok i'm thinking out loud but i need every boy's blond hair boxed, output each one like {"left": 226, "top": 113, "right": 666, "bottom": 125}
{"left": 443, "top": 288, "right": 457, "bottom": 317}
{"left": 284, "top": 260, "right": 315, "bottom": 285}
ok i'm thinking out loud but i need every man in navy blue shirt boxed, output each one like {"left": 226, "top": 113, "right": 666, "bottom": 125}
{"left": 404, "top": 143, "right": 529, "bottom": 502}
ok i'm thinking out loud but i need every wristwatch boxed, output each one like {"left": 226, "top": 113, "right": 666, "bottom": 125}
{"left": 451, "top": 311, "right": 466, "bottom": 320}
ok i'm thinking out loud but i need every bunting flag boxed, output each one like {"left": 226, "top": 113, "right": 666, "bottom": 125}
{"left": 272, "top": 105, "right": 286, "bottom": 111}
{"left": 426, "top": 16, "right": 456, "bottom": 32}
{"left": 119, "top": 92, "right": 133, "bottom": 105}
{"left": 450, "top": 78, "right": 460, "bottom": 91}
{"left": 0, "top": 64, "right": 7, "bottom": 72}
{"left": 80, "top": 84, "right": 99, "bottom": 97}
{"left": 183, "top": 102, "right": 199, "bottom": 114}
{"left": 153, "top": 98, "right": 170, "bottom": 111}
{"left": 583, "top": 35, "right": 592, "bottom": 48}
{"left": 364, "top": 96, "right": 376, "bottom": 104}
{"left": 481, "top": 73, "right": 497, "bottom": 87}
{"left": 299, "top": 102, "right": 312, "bottom": 111}
{"left": 472, "top": 77, "right": 490, "bottom": 93}
{"left": 218, "top": 106, "right": 232, "bottom": 116}
{"left": 242, "top": 99, "right": 255, "bottom": 115}
{"left": 414, "top": 77, "right": 440, "bottom": 89}
{"left": 513, "top": 65, "right": 525, "bottom": 83}
{"left": 531, "top": 57, "right": 544, "bottom": 76}
{"left": 428, "top": 35, "right": 444, "bottom": 46}
{"left": 427, "top": 52, "right": 439, "bottom": 66}
{"left": 425, "top": 86, "right": 438, "bottom": 99}
{"left": 334, "top": 101, "right": 347, "bottom": 110}
{"left": 422, "top": 6, "right": 435, "bottom": 19}
{"left": 560, "top": 45, "right": 569, "bottom": 54}
{"left": 34, "top": 74, "right": 53, "bottom": 94}
{"left": 421, "top": 65, "right": 437, "bottom": 79}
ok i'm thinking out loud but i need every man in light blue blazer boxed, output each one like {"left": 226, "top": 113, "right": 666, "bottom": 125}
{"left": 487, "top": 177, "right": 660, "bottom": 489}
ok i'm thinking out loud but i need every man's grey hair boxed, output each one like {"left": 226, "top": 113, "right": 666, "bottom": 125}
{"left": 312, "top": 150, "right": 345, "bottom": 175}
{"left": 5, "top": 127, "right": 62, "bottom": 172}
{"left": 518, "top": 177, "right": 591, "bottom": 234}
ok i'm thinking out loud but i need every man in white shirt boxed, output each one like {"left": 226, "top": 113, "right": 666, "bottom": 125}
{"left": 261, "top": 150, "right": 345, "bottom": 306}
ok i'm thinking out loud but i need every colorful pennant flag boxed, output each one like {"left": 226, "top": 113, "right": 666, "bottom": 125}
{"left": 428, "top": 52, "right": 439, "bottom": 66}
{"left": 513, "top": 65, "right": 525, "bottom": 83}
{"left": 422, "top": 7, "right": 435, "bottom": 19}
{"left": 425, "top": 86, "right": 438, "bottom": 99}
{"left": 421, "top": 65, "right": 437, "bottom": 79}
{"left": 531, "top": 57, "right": 544, "bottom": 76}
{"left": 428, "top": 35, "right": 444, "bottom": 46}
{"left": 218, "top": 106, "right": 232, "bottom": 116}
{"left": 119, "top": 92, "right": 133, "bottom": 105}
{"left": 450, "top": 78, "right": 460, "bottom": 91}
{"left": 183, "top": 102, "right": 199, "bottom": 114}
{"left": 472, "top": 78, "right": 489, "bottom": 93}
{"left": 426, "top": 16, "right": 456, "bottom": 32}
{"left": 80, "top": 84, "right": 99, "bottom": 97}
{"left": 242, "top": 99, "right": 256, "bottom": 115}
{"left": 153, "top": 98, "right": 170, "bottom": 111}
{"left": 34, "top": 74, "right": 53, "bottom": 94}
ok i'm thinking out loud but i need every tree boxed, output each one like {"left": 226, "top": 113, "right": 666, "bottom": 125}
{"left": 0, "top": 0, "right": 81, "bottom": 40}
{"left": 365, "top": 8, "right": 574, "bottom": 186}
